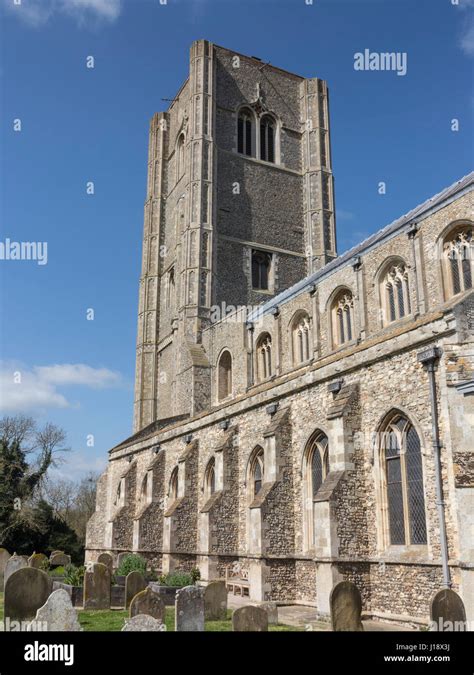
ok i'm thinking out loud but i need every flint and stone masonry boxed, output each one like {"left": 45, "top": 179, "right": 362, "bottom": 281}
{"left": 86, "top": 41, "right": 474, "bottom": 627}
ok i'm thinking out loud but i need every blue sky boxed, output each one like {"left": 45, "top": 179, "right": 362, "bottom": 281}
{"left": 0, "top": 0, "right": 472, "bottom": 480}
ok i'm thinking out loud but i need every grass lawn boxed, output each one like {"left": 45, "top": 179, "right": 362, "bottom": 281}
{"left": 1, "top": 592, "right": 301, "bottom": 632}
{"left": 79, "top": 607, "right": 302, "bottom": 632}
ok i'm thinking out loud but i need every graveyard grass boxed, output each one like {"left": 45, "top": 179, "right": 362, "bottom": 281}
{"left": 0, "top": 593, "right": 301, "bottom": 632}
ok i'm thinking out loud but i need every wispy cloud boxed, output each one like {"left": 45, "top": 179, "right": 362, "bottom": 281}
{"left": 2, "top": 0, "right": 122, "bottom": 28}
{"left": 0, "top": 362, "right": 122, "bottom": 413}
{"left": 336, "top": 209, "right": 355, "bottom": 223}
{"left": 457, "top": 0, "right": 474, "bottom": 56}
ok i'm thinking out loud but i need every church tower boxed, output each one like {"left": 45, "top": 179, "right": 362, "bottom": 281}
{"left": 133, "top": 40, "right": 336, "bottom": 432}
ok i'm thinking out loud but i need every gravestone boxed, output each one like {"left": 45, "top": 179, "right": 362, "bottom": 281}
{"left": 83, "top": 563, "right": 111, "bottom": 610}
{"left": 4, "top": 568, "right": 53, "bottom": 622}
{"left": 122, "top": 614, "right": 165, "bottom": 632}
{"left": 0, "top": 548, "right": 10, "bottom": 586}
{"left": 97, "top": 552, "right": 113, "bottom": 574}
{"left": 232, "top": 605, "right": 268, "bottom": 632}
{"left": 175, "top": 585, "right": 205, "bottom": 632}
{"left": 330, "top": 581, "right": 364, "bottom": 631}
{"left": 29, "top": 589, "right": 82, "bottom": 631}
{"left": 116, "top": 552, "right": 131, "bottom": 569}
{"left": 125, "top": 571, "right": 147, "bottom": 609}
{"left": 50, "top": 551, "right": 71, "bottom": 567}
{"left": 28, "top": 552, "right": 48, "bottom": 569}
{"left": 258, "top": 601, "right": 278, "bottom": 625}
{"left": 130, "top": 586, "right": 165, "bottom": 622}
{"left": 4, "top": 554, "right": 28, "bottom": 589}
{"left": 204, "top": 580, "right": 227, "bottom": 620}
{"left": 430, "top": 589, "right": 467, "bottom": 631}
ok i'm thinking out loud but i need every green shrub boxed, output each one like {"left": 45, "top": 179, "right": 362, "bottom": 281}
{"left": 49, "top": 566, "right": 65, "bottom": 577}
{"left": 190, "top": 567, "right": 201, "bottom": 584}
{"left": 116, "top": 553, "right": 147, "bottom": 577}
{"left": 158, "top": 572, "right": 194, "bottom": 588}
{"left": 63, "top": 564, "right": 85, "bottom": 586}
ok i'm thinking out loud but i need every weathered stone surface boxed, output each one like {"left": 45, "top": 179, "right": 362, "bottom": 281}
{"left": 125, "top": 571, "right": 147, "bottom": 609}
{"left": 97, "top": 552, "right": 113, "bottom": 574}
{"left": 4, "top": 554, "right": 28, "bottom": 589}
{"left": 258, "top": 601, "right": 278, "bottom": 625}
{"left": 28, "top": 553, "right": 48, "bottom": 569}
{"left": 83, "top": 563, "right": 111, "bottom": 610}
{"left": 430, "top": 589, "right": 467, "bottom": 631}
{"left": 4, "top": 568, "right": 53, "bottom": 622}
{"left": 122, "top": 614, "right": 165, "bottom": 631}
{"left": 232, "top": 605, "right": 268, "bottom": 632}
{"left": 29, "top": 589, "right": 82, "bottom": 631}
{"left": 50, "top": 551, "right": 71, "bottom": 567}
{"left": 330, "top": 581, "right": 364, "bottom": 632}
{"left": 175, "top": 585, "right": 205, "bottom": 632}
{"left": 204, "top": 580, "right": 227, "bottom": 620}
{"left": 130, "top": 586, "right": 165, "bottom": 622}
{"left": 0, "top": 548, "right": 10, "bottom": 585}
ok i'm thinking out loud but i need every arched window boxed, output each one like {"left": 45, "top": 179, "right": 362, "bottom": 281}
{"left": 302, "top": 431, "right": 329, "bottom": 549}
{"left": 292, "top": 312, "right": 311, "bottom": 364}
{"left": 140, "top": 472, "right": 152, "bottom": 504}
{"left": 380, "top": 414, "right": 427, "bottom": 546}
{"left": 176, "top": 134, "right": 185, "bottom": 181}
{"left": 249, "top": 447, "right": 264, "bottom": 498}
{"left": 256, "top": 333, "right": 272, "bottom": 381}
{"left": 169, "top": 467, "right": 179, "bottom": 502}
{"left": 260, "top": 115, "right": 275, "bottom": 163}
{"left": 166, "top": 267, "right": 175, "bottom": 310}
{"left": 442, "top": 224, "right": 473, "bottom": 298}
{"left": 331, "top": 290, "right": 355, "bottom": 347}
{"left": 218, "top": 350, "right": 232, "bottom": 400}
{"left": 204, "top": 457, "right": 216, "bottom": 498}
{"left": 252, "top": 249, "right": 272, "bottom": 290}
{"left": 237, "top": 108, "right": 254, "bottom": 157}
{"left": 380, "top": 261, "right": 411, "bottom": 324}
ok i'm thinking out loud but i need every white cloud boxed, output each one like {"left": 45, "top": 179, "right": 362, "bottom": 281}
{"left": 457, "top": 0, "right": 474, "bottom": 56}
{"left": 0, "top": 362, "right": 122, "bottom": 413}
{"left": 49, "top": 451, "right": 107, "bottom": 480}
{"left": 336, "top": 209, "right": 355, "bottom": 222}
{"left": 2, "top": 0, "right": 122, "bottom": 27}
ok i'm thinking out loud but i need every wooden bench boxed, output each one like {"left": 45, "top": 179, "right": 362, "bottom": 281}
{"left": 225, "top": 563, "right": 250, "bottom": 596}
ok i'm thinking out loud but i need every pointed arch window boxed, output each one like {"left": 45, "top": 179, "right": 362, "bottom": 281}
{"left": 380, "top": 261, "right": 411, "bottom": 324}
{"left": 176, "top": 134, "right": 185, "bottom": 181}
{"left": 260, "top": 115, "right": 275, "bottom": 163}
{"left": 218, "top": 350, "right": 232, "bottom": 400}
{"left": 256, "top": 333, "right": 272, "bottom": 381}
{"left": 238, "top": 108, "right": 254, "bottom": 157}
{"left": 442, "top": 224, "right": 473, "bottom": 298}
{"left": 204, "top": 457, "right": 216, "bottom": 498}
{"left": 303, "top": 431, "right": 329, "bottom": 549}
{"left": 252, "top": 250, "right": 272, "bottom": 290}
{"left": 380, "top": 414, "right": 427, "bottom": 546}
{"left": 331, "top": 290, "right": 354, "bottom": 347}
{"left": 169, "top": 467, "right": 179, "bottom": 503}
{"left": 250, "top": 447, "right": 264, "bottom": 498}
{"left": 292, "top": 312, "right": 311, "bottom": 364}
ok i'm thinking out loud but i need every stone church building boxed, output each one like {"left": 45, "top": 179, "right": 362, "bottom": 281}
{"left": 86, "top": 41, "right": 474, "bottom": 626}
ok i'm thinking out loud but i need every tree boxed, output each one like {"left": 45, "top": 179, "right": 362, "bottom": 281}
{"left": 0, "top": 415, "right": 70, "bottom": 550}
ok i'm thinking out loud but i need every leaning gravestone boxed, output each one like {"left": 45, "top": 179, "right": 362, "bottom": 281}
{"left": 97, "top": 552, "right": 113, "bottom": 574}
{"left": 232, "top": 605, "right": 268, "bottom": 632}
{"left": 204, "top": 580, "right": 227, "bottom": 620}
{"left": 29, "top": 589, "right": 82, "bottom": 632}
{"left": 83, "top": 562, "right": 111, "bottom": 610}
{"left": 4, "top": 554, "right": 28, "bottom": 589}
{"left": 125, "top": 571, "right": 147, "bottom": 609}
{"left": 122, "top": 614, "right": 165, "bottom": 632}
{"left": 430, "top": 589, "right": 467, "bottom": 631}
{"left": 0, "top": 548, "right": 11, "bottom": 586}
{"left": 130, "top": 586, "right": 165, "bottom": 622}
{"left": 330, "top": 580, "right": 364, "bottom": 631}
{"left": 28, "top": 552, "right": 48, "bottom": 569}
{"left": 50, "top": 551, "right": 71, "bottom": 567}
{"left": 175, "top": 585, "right": 205, "bottom": 632}
{"left": 4, "top": 568, "right": 53, "bottom": 622}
